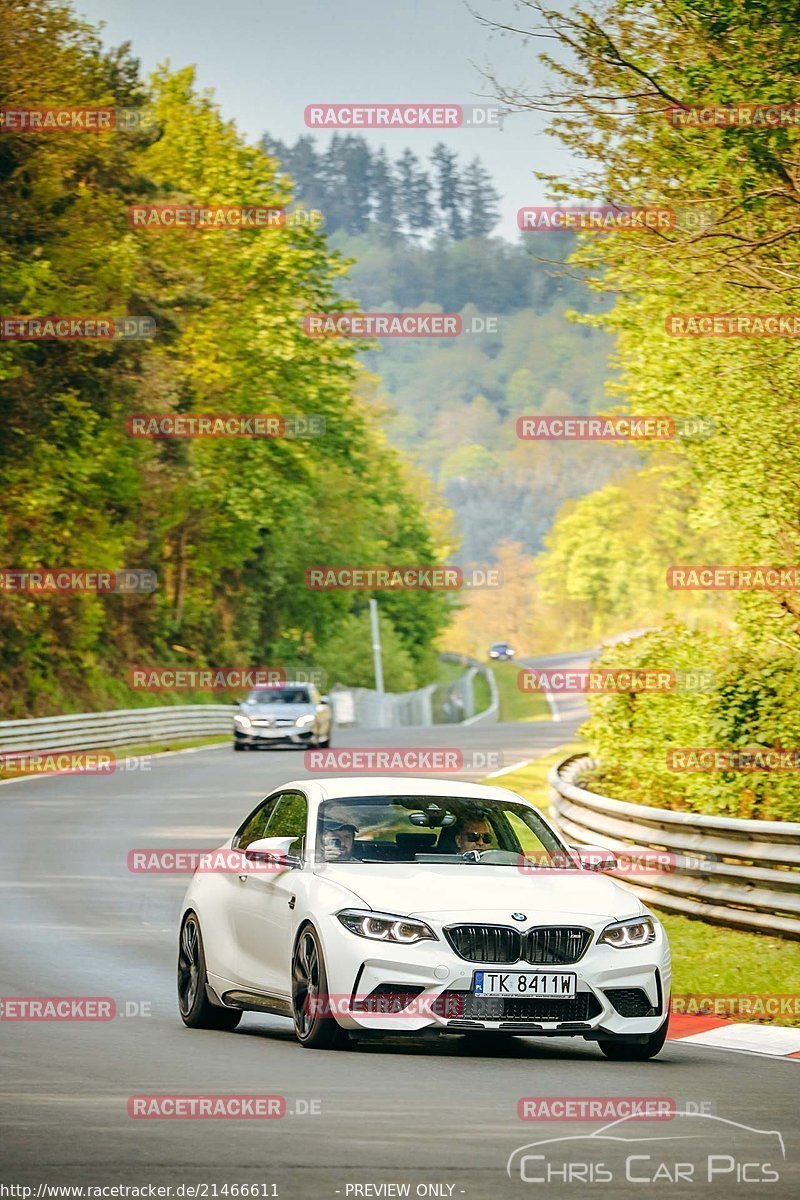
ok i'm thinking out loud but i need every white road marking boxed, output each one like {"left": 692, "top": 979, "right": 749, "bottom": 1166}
{"left": 484, "top": 759, "right": 533, "bottom": 779}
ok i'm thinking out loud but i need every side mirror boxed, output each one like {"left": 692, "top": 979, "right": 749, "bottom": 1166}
{"left": 243, "top": 836, "right": 302, "bottom": 869}
{"left": 320, "top": 695, "right": 330, "bottom": 705}
{"left": 570, "top": 843, "right": 617, "bottom": 873}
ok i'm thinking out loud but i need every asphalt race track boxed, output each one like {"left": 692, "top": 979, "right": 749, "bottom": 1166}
{"left": 1, "top": 659, "right": 797, "bottom": 1198}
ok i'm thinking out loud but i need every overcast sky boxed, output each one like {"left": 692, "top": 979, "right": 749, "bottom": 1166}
{"left": 73, "top": 0, "right": 577, "bottom": 241}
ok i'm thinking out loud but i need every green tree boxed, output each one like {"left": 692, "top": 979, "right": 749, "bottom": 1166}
{"left": 0, "top": 3, "right": 452, "bottom": 714}
{"left": 396, "top": 148, "right": 434, "bottom": 237}
{"left": 487, "top": 0, "right": 800, "bottom": 816}
{"left": 430, "top": 143, "right": 465, "bottom": 240}
{"left": 462, "top": 157, "right": 501, "bottom": 237}
{"left": 316, "top": 610, "right": 417, "bottom": 693}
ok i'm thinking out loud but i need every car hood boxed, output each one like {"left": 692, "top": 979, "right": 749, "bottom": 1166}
{"left": 316, "top": 863, "right": 641, "bottom": 923}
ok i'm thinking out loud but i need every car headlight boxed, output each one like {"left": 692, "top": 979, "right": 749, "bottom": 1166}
{"left": 295, "top": 714, "right": 316, "bottom": 727}
{"left": 598, "top": 915, "right": 656, "bottom": 948}
{"left": 233, "top": 714, "right": 251, "bottom": 729}
{"left": 336, "top": 909, "right": 437, "bottom": 944}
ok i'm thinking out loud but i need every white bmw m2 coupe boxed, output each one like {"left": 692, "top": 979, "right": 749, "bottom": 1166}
{"left": 178, "top": 776, "right": 671, "bottom": 1058}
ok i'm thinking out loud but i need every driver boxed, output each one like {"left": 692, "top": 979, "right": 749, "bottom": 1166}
{"left": 454, "top": 816, "right": 496, "bottom": 855}
{"left": 320, "top": 818, "right": 359, "bottom": 862}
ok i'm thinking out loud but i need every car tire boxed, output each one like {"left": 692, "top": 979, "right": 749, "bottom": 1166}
{"left": 291, "top": 924, "right": 348, "bottom": 1050}
{"left": 318, "top": 732, "right": 331, "bottom": 748}
{"left": 233, "top": 742, "right": 245, "bottom": 751}
{"left": 178, "top": 912, "right": 242, "bottom": 1031}
{"left": 598, "top": 1013, "right": 669, "bottom": 1061}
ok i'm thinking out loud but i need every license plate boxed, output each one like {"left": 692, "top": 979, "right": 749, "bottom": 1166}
{"left": 473, "top": 971, "right": 576, "bottom": 998}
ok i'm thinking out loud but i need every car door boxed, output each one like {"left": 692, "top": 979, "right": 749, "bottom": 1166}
{"left": 232, "top": 789, "right": 309, "bottom": 995}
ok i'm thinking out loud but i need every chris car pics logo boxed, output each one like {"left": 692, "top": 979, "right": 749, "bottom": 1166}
{"left": 507, "top": 1113, "right": 784, "bottom": 1185}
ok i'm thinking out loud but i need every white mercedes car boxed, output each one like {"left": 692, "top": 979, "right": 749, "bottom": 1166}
{"left": 178, "top": 776, "right": 671, "bottom": 1058}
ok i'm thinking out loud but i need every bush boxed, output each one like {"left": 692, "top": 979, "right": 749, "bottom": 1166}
{"left": 315, "top": 611, "right": 418, "bottom": 693}
{"left": 582, "top": 625, "right": 800, "bottom": 821}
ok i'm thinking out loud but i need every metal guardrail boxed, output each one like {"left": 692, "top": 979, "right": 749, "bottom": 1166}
{"left": 550, "top": 754, "right": 800, "bottom": 939}
{"left": 437, "top": 653, "right": 499, "bottom": 725}
{"left": 330, "top": 655, "right": 498, "bottom": 729}
{"left": 329, "top": 683, "right": 436, "bottom": 729}
{"left": 0, "top": 706, "right": 233, "bottom": 754}
{"left": 0, "top": 656, "right": 497, "bottom": 750}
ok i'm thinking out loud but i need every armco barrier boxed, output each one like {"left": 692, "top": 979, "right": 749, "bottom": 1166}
{"left": 329, "top": 683, "right": 436, "bottom": 729}
{"left": 330, "top": 655, "right": 498, "bottom": 729}
{"left": 437, "top": 653, "right": 499, "bottom": 725}
{"left": 549, "top": 754, "right": 800, "bottom": 939}
{"left": 0, "top": 657, "right": 497, "bottom": 750}
{"left": 0, "top": 706, "right": 233, "bottom": 755}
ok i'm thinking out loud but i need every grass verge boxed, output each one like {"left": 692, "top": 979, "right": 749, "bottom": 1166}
{"left": 0, "top": 733, "right": 230, "bottom": 781}
{"left": 490, "top": 661, "right": 551, "bottom": 722}
{"left": 490, "top": 742, "right": 586, "bottom": 808}
{"left": 435, "top": 657, "right": 492, "bottom": 719}
{"left": 654, "top": 908, "right": 800, "bottom": 1026}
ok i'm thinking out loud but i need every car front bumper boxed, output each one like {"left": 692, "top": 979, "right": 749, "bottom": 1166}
{"left": 317, "top": 913, "right": 671, "bottom": 1039}
{"left": 234, "top": 726, "right": 316, "bottom": 747}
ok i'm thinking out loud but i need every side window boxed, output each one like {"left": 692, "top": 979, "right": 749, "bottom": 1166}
{"left": 264, "top": 790, "right": 309, "bottom": 853}
{"left": 234, "top": 795, "right": 281, "bottom": 849}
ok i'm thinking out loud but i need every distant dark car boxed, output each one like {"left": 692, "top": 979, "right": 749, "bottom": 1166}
{"left": 488, "top": 642, "right": 516, "bottom": 661}
{"left": 233, "top": 684, "right": 332, "bottom": 751}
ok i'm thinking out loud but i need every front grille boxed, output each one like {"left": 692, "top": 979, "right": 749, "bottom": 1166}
{"left": 444, "top": 924, "right": 593, "bottom": 964}
{"left": 444, "top": 924, "right": 520, "bottom": 963}
{"left": 604, "top": 988, "right": 658, "bottom": 1018}
{"left": 524, "top": 927, "right": 593, "bottom": 964}
{"left": 432, "top": 991, "right": 602, "bottom": 1023}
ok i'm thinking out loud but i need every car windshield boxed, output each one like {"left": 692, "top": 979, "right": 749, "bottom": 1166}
{"left": 316, "top": 795, "right": 570, "bottom": 866}
{"left": 246, "top": 687, "right": 311, "bottom": 705}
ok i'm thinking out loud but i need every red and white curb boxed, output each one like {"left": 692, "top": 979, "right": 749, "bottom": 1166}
{"left": 668, "top": 1013, "right": 800, "bottom": 1058}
